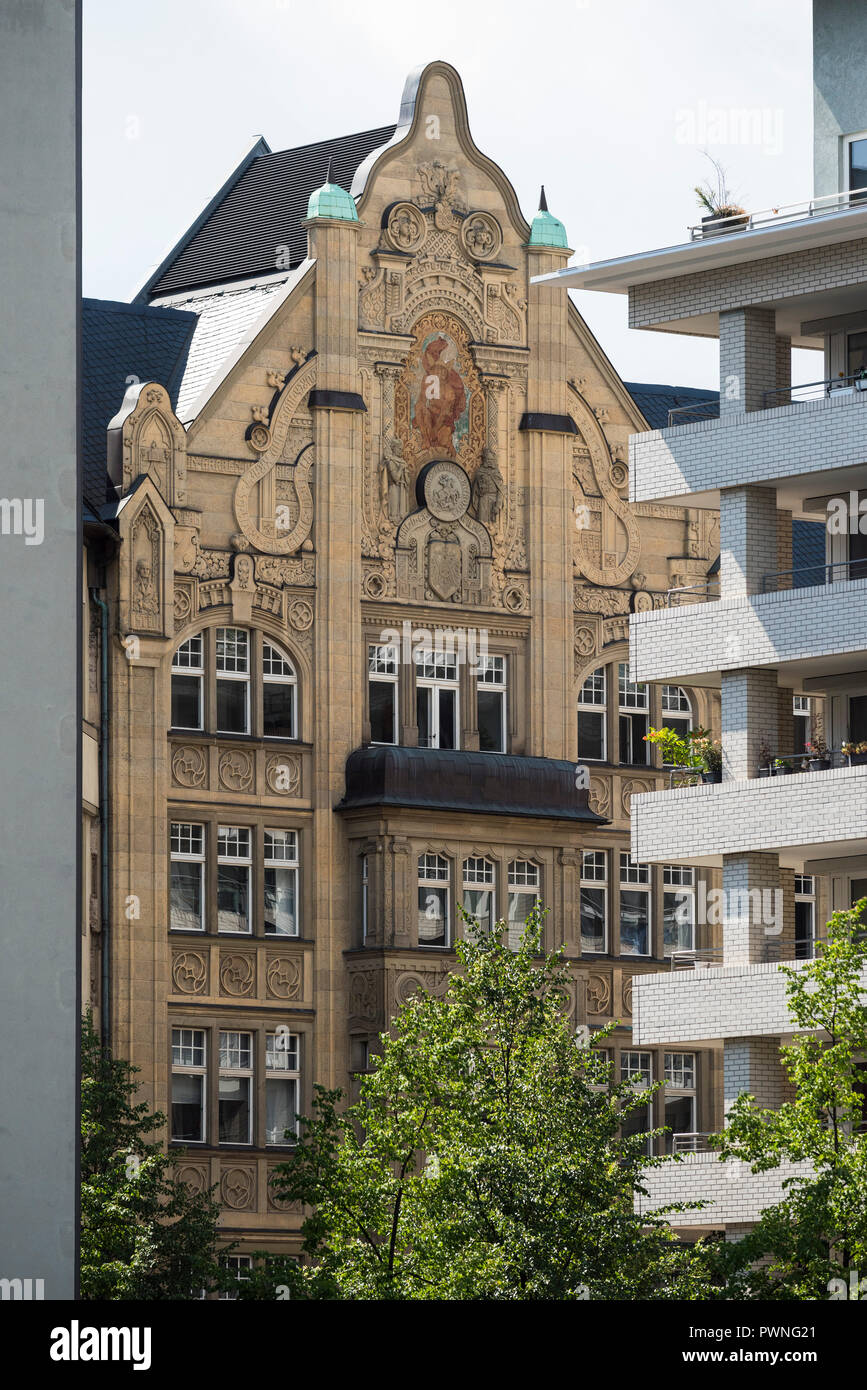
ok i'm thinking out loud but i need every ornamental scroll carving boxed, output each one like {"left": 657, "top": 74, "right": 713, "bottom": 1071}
{"left": 233, "top": 359, "right": 317, "bottom": 554}
{"left": 569, "top": 387, "right": 641, "bottom": 588}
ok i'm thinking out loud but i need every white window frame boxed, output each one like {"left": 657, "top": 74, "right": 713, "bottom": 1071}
{"left": 368, "top": 642, "right": 399, "bottom": 746}
{"left": 664, "top": 1050, "right": 697, "bottom": 1152}
{"left": 171, "top": 1027, "right": 207, "bottom": 1143}
{"left": 507, "top": 859, "right": 540, "bottom": 950}
{"left": 476, "top": 655, "right": 507, "bottom": 754}
{"left": 580, "top": 850, "right": 608, "bottom": 954}
{"left": 262, "top": 639, "right": 298, "bottom": 740}
{"left": 662, "top": 864, "right": 695, "bottom": 956}
{"left": 265, "top": 1030, "right": 300, "bottom": 1146}
{"left": 215, "top": 626, "right": 250, "bottom": 735}
{"left": 660, "top": 685, "right": 693, "bottom": 761}
{"left": 170, "top": 822, "right": 206, "bottom": 932}
{"left": 263, "top": 828, "right": 299, "bottom": 937}
{"left": 217, "top": 825, "right": 252, "bottom": 935}
{"left": 171, "top": 635, "right": 204, "bottom": 731}
{"left": 415, "top": 649, "right": 460, "bottom": 750}
{"left": 218, "top": 1030, "right": 253, "bottom": 1147}
{"left": 577, "top": 665, "right": 607, "bottom": 762}
{"left": 462, "top": 856, "right": 496, "bottom": 931}
{"left": 418, "top": 853, "right": 450, "bottom": 947}
{"left": 219, "top": 1254, "right": 253, "bottom": 1301}
{"left": 620, "top": 1049, "right": 653, "bottom": 1156}
{"left": 795, "top": 874, "right": 816, "bottom": 960}
{"left": 619, "top": 853, "right": 651, "bottom": 957}
{"left": 618, "top": 662, "right": 649, "bottom": 765}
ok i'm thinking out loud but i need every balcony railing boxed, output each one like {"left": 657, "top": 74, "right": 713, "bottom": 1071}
{"left": 762, "top": 559, "right": 867, "bottom": 591}
{"left": 688, "top": 186, "right": 867, "bottom": 242}
{"left": 665, "top": 580, "right": 720, "bottom": 605}
{"left": 671, "top": 1132, "right": 715, "bottom": 1153}
{"left": 666, "top": 398, "right": 720, "bottom": 427}
{"left": 669, "top": 947, "right": 724, "bottom": 971}
{"left": 761, "top": 371, "right": 867, "bottom": 409}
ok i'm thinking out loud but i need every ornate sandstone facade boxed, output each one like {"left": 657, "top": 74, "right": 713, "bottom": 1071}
{"left": 87, "top": 62, "right": 723, "bottom": 1260}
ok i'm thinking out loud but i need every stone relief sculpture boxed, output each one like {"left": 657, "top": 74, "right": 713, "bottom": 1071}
{"left": 381, "top": 436, "right": 411, "bottom": 525}
{"left": 472, "top": 446, "right": 504, "bottom": 526}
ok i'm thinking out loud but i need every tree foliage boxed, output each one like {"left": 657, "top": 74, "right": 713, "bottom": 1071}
{"left": 271, "top": 910, "right": 716, "bottom": 1299}
{"left": 712, "top": 902, "right": 867, "bottom": 1298}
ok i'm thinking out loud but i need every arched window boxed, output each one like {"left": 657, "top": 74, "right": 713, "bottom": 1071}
{"left": 660, "top": 684, "right": 693, "bottom": 757}
{"left": 170, "top": 628, "right": 298, "bottom": 740}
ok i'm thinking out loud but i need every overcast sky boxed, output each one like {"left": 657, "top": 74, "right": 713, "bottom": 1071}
{"left": 83, "top": 0, "right": 815, "bottom": 390}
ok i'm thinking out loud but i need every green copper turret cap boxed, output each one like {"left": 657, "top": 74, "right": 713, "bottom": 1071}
{"left": 528, "top": 184, "right": 568, "bottom": 247}
{"left": 306, "top": 156, "right": 359, "bottom": 221}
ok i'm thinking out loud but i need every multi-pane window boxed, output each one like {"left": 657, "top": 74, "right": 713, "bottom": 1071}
{"left": 171, "top": 635, "right": 204, "bottom": 730}
{"left": 415, "top": 650, "right": 459, "bottom": 750}
{"left": 216, "top": 627, "right": 250, "bottom": 734}
{"left": 577, "top": 666, "right": 606, "bottom": 762}
{"left": 170, "top": 822, "right": 205, "bottom": 931}
{"left": 265, "top": 1032, "right": 300, "bottom": 1145}
{"left": 477, "top": 656, "right": 507, "bottom": 753}
{"left": 620, "top": 853, "right": 651, "bottom": 956}
{"left": 368, "top": 643, "right": 398, "bottom": 745}
{"left": 418, "top": 853, "right": 450, "bottom": 947}
{"left": 661, "top": 685, "right": 692, "bottom": 752}
{"left": 795, "top": 874, "right": 815, "bottom": 960}
{"left": 264, "top": 829, "right": 298, "bottom": 937}
{"left": 219, "top": 1255, "right": 253, "bottom": 1301}
{"left": 662, "top": 864, "right": 695, "bottom": 956}
{"left": 580, "top": 850, "right": 608, "bottom": 954}
{"left": 219, "top": 1031, "right": 253, "bottom": 1145}
{"left": 664, "top": 1051, "right": 696, "bottom": 1153}
{"left": 620, "top": 1050, "right": 652, "bottom": 1156}
{"left": 462, "top": 857, "right": 495, "bottom": 932}
{"left": 361, "top": 854, "right": 369, "bottom": 941}
{"left": 618, "top": 663, "right": 649, "bottom": 764}
{"left": 171, "top": 1028, "right": 207, "bottom": 1142}
{"left": 217, "top": 826, "right": 251, "bottom": 934}
{"left": 262, "top": 641, "right": 297, "bottom": 739}
{"left": 507, "top": 860, "right": 539, "bottom": 950}
{"left": 793, "top": 695, "right": 811, "bottom": 757}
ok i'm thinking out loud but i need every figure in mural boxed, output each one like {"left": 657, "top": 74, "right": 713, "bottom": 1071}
{"left": 473, "top": 447, "right": 504, "bottom": 527}
{"left": 412, "top": 334, "right": 467, "bottom": 454}
{"left": 382, "top": 436, "right": 411, "bottom": 524}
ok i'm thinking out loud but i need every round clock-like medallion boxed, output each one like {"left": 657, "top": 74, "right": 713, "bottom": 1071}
{"left": 420, "top": 459, "right": 471, "bottom": 521}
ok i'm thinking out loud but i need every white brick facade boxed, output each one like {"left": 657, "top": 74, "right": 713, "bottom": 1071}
{"left": 628, "top": 235, "right": 867, "bottom": 330}
{"left": 630, "top": 578, "right": 867, "bottom": 683}
{"left": 632, "top": 960, "right": 812, "bottom": 1045}
{"left": 630, "top": 765, "right": 867, "bottom": 863}
{"left": 628, "top": 388, "right": 867, "bottom": 503}
{"left": 635, "top": 1152, "right": 813, "bottom": 1227}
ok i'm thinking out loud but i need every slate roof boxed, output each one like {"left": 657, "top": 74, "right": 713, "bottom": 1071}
{"left": 81, "top": 299, "right": 198, "bottom": 502}
{"left": 625, "top": 381, "right": 720, "bottom": 430}
{"left": 145, "top": 126, "right": 395, "bottom": 300}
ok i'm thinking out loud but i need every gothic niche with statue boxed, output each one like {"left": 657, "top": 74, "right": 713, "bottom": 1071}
{"left": 395, "top": 459, "right": 492, "bottom": 604}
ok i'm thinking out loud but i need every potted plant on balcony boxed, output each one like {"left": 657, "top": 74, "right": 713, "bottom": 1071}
{"left": 643, "top": 726, "right": 702, "bottom": 782}
{"left": 855, "top": 366, "right": 867, "bottom": 392}
{"left": 757, "top": 738, "right": 772, "bottom": 777}
{"left": 842, "top": 739, "right": 867, "bottom": 766}
{"left": 773, "top": 758, "right": 794, "bottom": 776}
{"left": 804, "top": 737, "right": 831, "bottom": 772}
{"left": 694, "top": 154, "right": 748, "bottom": 237}
{"left": 692, "top": 731, "right": 723, "bottom": 783}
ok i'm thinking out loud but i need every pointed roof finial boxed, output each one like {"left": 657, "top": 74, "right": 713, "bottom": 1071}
{"left": 539, "top": 185, "right": 548, "bottom": 213}
{"left": 325, "top": 155, "right": 333, "bottom": 185}
{"left": 528, "top": 184, "right": 568, "bottom": 249}
{"left": 306, "top": 154, "right": 359, "bottom": 222}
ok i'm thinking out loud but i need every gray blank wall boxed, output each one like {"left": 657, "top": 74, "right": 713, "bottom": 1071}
{"left": 0, "top": 0, "right": 80, "bottom": 1298}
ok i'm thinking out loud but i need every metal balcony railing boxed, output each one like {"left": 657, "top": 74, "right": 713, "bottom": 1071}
{"left": 762, "top": 559, "right": 867, "bottom": 590}
{"left": 669, "top": 948, "right": 724, "bottom": 971}
{"left": 666, "top": 581, "right": 720, "bottom": 605}
{"left": 666, "top": 398, "right": 720, "bottom": 427}
{"left": 688, "top": 186, "right": 867, "bottom": 242}
{"left": 671, "top": 1132, "right": 715, "bottom": 1153}
{"left": 762, "top": 371, "right": 867, "bottom": 408}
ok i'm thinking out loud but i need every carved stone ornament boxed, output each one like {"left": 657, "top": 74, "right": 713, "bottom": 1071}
{"left": 220, "top": 1166, "right": 255, "bottom": 1210}
{"left": 266, "top": 956, "right": 302, "bottom": 1000}
{"left": 586, "top": 973, "right": 612, "bottom": 1015}
{"left": 171, "top": 950, "right": 208, "bottom": 995}
{"left": 423, "top": 459, "right": 472, "bottom": 521}
{"left": 385, "top": 202, "right": 427, "bottom": 253}
{"left": 219, "top": 748, "right": 255, "bottom": 793}
{"left": 569, "top": 390, "right": 641, "bottom": 588}
{"left": 171, "top": 745, "right": 207, "bottom": 789}
{"left": 114, "top": 379, "right": 188, "bottom": 507}
{"left": 460, "top": 212, "right": 503, "bottom": 262}
{"left": 395, "top": 460, "right": 493, "bottom": 606}
{"left": 233, "top": 360, "right": 317, "bottom": 554}
{"left": 219, "top": 954, "right": 255, "bottom": 997}
{"left": 265, "top": 754, "right": 301, "bottom": 796}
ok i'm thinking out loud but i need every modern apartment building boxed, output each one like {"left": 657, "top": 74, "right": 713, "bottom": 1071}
{"left": 81, "top": 60, "right": 733, "bottom": 1266}
{"left": 537, "top": 0, "right": 867, "bottom": 1238}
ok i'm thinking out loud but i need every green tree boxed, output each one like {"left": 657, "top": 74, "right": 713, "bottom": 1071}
{"left": 712, "top": 902, "right": 867, "bottom": 1299}
{"left": 271, "top": 910, "right": 715, "bottom": 1300}
{"left": 80, "top": 1010, "right": 225, "bottom": 1299}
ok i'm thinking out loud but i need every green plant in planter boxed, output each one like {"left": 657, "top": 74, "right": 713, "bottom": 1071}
{"left": 691, "top": 732, "right": 722, "bottom": 776}
{"left": 773, "top": 758, "right": 793, "bottom": 774}
{"left": 643, "top": 726, "right": 702, "bottom": 771}
{"left": 694, "top": 154, "right": 746, "bottom": 222}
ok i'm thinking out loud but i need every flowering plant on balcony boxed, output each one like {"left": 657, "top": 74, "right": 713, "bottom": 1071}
{"left": 644, "top": 726, "right": 721, "bottom": 780}
{"left": 691, "top": 732, "right": 722, "bottom": 775}
{"left": 842, "top": 740, "right": 867, "bottom": 763}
